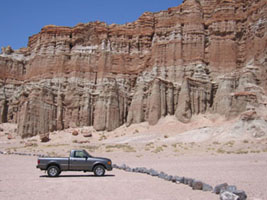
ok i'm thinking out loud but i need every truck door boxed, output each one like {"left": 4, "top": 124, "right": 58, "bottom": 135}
{"left": 69, "top": 150, "right": 94, "bottom": 171}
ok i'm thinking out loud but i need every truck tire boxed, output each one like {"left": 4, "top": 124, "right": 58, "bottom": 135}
{"left": 47, "top": 166, "right": 61, "bottom": 177}
{"left": 93, "top": 165, "right": 105, "bottom": 176}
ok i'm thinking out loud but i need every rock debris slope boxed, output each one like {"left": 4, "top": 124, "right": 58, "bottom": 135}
{"left": 0, "top": 0, "right": 266, "bottom": 138}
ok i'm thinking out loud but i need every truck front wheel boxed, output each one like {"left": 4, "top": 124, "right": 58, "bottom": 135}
{"left": 47, "top": 166, "right": 61, "bottom": 177}
{"left": 93, "top": 165, "right": 105, "bottom": 176}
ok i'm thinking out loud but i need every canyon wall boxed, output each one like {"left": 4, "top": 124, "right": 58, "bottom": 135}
{"left": 0, "top": 0, "right": 266, "bottom": 138}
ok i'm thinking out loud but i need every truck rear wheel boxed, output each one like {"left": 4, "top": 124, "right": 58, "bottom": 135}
{"left": 47, "top": 166, "right": 61, "bottom": 177}
{"left": 94, "top": 165, "right": 105, "bottom": 176}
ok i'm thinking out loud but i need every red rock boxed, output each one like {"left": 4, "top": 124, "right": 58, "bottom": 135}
{"left": 0, "top": 0, "right": 266, "bottom": 137}
{"left": 7, "top": 134, "right": 13, "bottom": 140}
{"left": 83, "top": 133, "right": 92, "bottom": 138}
{"left": 25, "top": 142, "right": 35, "bottom": 147}
{"left": 40, "top": 134, "right": 50, "bottom": 143}
{"left": 72, "top": 130, "right": 79, "bottom": 136}
{"left": 240, "top": 111, "right": 258, "bottom": 121}
{"left": 77, "top": 140, "right": 90, "bottom": 144}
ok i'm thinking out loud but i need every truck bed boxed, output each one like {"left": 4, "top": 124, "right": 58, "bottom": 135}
{"left": 38, "top": 157, "right": 69, "bottom": 170}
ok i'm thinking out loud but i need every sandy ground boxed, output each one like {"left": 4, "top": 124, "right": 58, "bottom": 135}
{"left": 1, "top": 114, "right": 267, "bottom": 200}
{"left": 0, "top": 153, "right": 267, "bottom": 200}
{"left": 0, "top": 154, "right": 218, "bottom": 200}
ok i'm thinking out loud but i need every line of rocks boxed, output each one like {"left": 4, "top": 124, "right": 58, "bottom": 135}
{"left": 113, "top": 164, "right": 247, "bottom": 200}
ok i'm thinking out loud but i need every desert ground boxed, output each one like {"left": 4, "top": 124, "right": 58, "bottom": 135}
{"left": 1, "top": 115, "right": 267, "bottom": 200}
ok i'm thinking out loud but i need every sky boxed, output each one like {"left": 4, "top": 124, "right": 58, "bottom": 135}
{"left": 0, "top": 0, "right": 183, "bottom": 50}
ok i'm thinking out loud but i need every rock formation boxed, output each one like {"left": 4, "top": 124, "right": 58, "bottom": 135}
{"left": 0, "top": 0, "right": 266, "bottom": 137}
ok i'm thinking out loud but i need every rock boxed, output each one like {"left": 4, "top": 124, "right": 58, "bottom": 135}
{"left": 17, "top": 88, "right": 57, "bottom": 138}
{"left": 220, "top": 191, "right": 239, "bottom": 200}
{"left": 174, "top": 176, "right": 184, "bottom": 184}
{"left": 184, "top": 178, "right": 194, "bottom": 186}
{"left": 125, "top": 167, "right": 132, "bottom": 172}
{"left": 1, "top": 46, "right": 14, "bottom": 55}
{"left": 120, "top": 164, "right": 127, "bottom": 170}
{"left": 132, "top": 167, "right": 138, "bottom": 172}
{"left": 214, "top": 183, "right": 229, "bottom": 194}
{"left": 25, "top": 142, "right": 35, "bottom": 147}
{"left": 83, "top": 133, "right": 92, "bottom": 138}
{"left": 142, "top": 168, "right": 149, "bottom": 174}
{"left": 175, "top": 80, "right": 192, "bottom": 123}
{"left": 126, "top": 83, "right": 145, "bottom": 126}
{"left": 164, "top": 175, "right": 173, "bottom": 181}
{"left": 148, "top": 168, "right": 159, "bottom": 176}
{"left": 240, "top": 111, "right": 258, "bottom": 121}
{"left": 192, "top": 180, "right": 203, "bottom": 190}
{"left": 202, "top": 183, "right": 213, "bottom": 192}
{"left": 40, "top": 133, "right": 50, "bottom": 143}
{"left": 134, "top": 167, "right": 142, "bottom": 173}
{"left": 212, "top": 76, "right": 236, "bottom": 116}
{"left": 233, "top": 190, "right": 247, "bottom": 200}
{"left": 72, "top": 130, "right": 79, "bottom": 136}
{"left": 112, "top": 164, "right": 119, "bottom": 169}
{"left": 7, "top": 134, "right": 13, "bottom": 140}
{"left": 76, "top": 140, "right": 90, "bottom": 144}
{"left": 252, "top": 128, "right": 266, "bottom": 138}
{"left": 158, "top": 172, "right": 168, "bottom": 180}
{"left": 148, "top": 79, "right": 162, "bottom": 125}
{"left": 224, "top": 185, "right": 237, "bottom": 193}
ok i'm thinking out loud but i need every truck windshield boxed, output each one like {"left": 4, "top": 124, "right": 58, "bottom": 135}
{"left": 83, "top": 150, "right": 92, "bottom": 157}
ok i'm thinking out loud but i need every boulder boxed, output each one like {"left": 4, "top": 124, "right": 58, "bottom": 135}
{"left": 184, "top": 178, "right": 194, "bottom": 186}
{"left": 214, "top": 183, "right": 228, "bottom": 194}
{"left": 240, "top": 111, "right": 258, "bottom": 121}
{"left": 164, "top": 175, "right": 173, "bottom": 181}
{"left": 174, "top": 176, "right": 184, "bottom": 184}
{"left": 7, "top": 134, "right": 13, "bottom": 140}
{"left": 72, "top": 130, "right": 79, "bottom": 136}
{"left": 233, "top": 190, "right": 247, "bottom": 200}
{"left": 158, "top": 172, "right": 168, "bottom": 180}
{"left": 112, "top": 164, "right": 119, "bottom": 169}
{"left": 220, "top": 191, "right": 239, "bottom": 200}
{"left": 40, "top": 133, "right": 50, "bottom": 143}
{"left": 223, "top": 185, "right": 237, "bottom": 193}
{"left": 125, "top": 167, "right": 132, "bottom": 172}
{"left": 148, "top": 168, "right": 159, "bottom": 176}
{"left": 202, "top": 183, "right": 213, "bottom": 192}
{"left": 192, "top": 180, "right": 203, "bottom": 190}
{"left": 83, "top": 133, "right": 92, "bottom": 138}
{"left": 25, "top": 142, "right": 35, "bottom": 147}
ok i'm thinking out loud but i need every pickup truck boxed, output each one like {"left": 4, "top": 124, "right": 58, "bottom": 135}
{"left": 36, "top": 150, "right": 112, "bottom": 177}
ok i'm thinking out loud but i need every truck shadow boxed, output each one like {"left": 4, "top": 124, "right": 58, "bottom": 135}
{"left": 40, "top": 174, "right": 115, "bottom": 178}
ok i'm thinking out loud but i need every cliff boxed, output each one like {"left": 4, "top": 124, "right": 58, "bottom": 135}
{"left": 0, "top": 0, "right": 266, "bottom": 138}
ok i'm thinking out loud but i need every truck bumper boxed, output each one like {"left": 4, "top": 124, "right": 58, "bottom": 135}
{"left": 106, "top": 165, "right": 113, "bottom": 171}
{"left": 36, "top": 165, "right": 46, "bottom": 170}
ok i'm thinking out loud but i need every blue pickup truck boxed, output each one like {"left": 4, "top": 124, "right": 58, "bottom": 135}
{"left": 36, "top": 149, "right": 112, "bottom": 177}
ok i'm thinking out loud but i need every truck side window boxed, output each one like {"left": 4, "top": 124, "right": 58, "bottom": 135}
{"left": 74, "top": 151, "right": 85, "bottom": 158}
